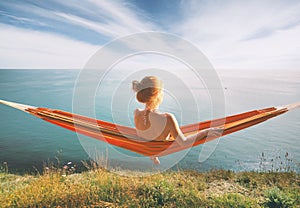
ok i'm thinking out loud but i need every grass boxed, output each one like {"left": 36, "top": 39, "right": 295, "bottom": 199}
{"left": 0, "top": 163, "right": 299, "bottom": 208}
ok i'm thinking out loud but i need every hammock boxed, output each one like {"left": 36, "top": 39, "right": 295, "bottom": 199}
{"left": 1, "top": 99, "right": 299, "bottom": 157}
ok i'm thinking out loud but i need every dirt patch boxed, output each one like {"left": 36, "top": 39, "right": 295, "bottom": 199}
{"left": 206, "top": 179, "right": 249, "bottom": 196}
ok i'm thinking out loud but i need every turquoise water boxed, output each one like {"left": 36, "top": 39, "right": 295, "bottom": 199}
{"left": 0, "top": 69, "right": 299, "bottom": 173}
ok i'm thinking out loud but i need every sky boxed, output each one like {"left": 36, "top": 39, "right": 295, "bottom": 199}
{"left": 0, "top": 0, "right": 300, "bottom": 69}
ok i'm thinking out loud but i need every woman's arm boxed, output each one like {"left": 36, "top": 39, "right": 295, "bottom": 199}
{"left": 166, "top": 113, "right": 222, "bottom": 146}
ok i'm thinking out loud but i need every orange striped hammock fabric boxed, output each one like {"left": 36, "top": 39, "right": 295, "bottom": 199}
{"left": 1, "top": 100, "right": 299, "bottom": 157}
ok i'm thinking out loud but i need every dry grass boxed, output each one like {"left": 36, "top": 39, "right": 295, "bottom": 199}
{"left": 1, "top": 165, "right": 299, "bottom": 207}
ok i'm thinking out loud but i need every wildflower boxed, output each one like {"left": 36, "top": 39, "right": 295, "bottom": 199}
{"left": 63, "top": 165, "right": 68, "bottom": 170}
{"left": 67, "top": 162, "right": 72, "bottom": 165}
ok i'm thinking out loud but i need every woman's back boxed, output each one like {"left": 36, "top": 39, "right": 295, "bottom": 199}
{"left": 134, "top": 109, "right": 171, "bottom": 141}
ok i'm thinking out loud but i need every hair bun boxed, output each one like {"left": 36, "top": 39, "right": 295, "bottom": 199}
{"left": 132, "top": 80, "right": 141, "bottom": 92}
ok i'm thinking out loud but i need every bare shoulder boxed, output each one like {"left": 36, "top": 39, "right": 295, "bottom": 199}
{"left": 165, "top": 112, "right": 175, "bottom": 118}
{"left": 164, "top": 112, "right": 177, "bottom": 123}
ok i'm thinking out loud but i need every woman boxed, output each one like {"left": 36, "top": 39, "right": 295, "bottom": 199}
{"left": 132, "top": 76, "right": 222, "bottom": 164}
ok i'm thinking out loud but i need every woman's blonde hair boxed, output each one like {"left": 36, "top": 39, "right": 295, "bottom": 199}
{"left": 132, "top": 76, "right": 163, "bottom": 109}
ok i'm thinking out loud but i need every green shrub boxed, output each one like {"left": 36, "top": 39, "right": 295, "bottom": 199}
{"left": 263, "top": 187, "right": 296, "bottom": 208}
{"left": 137, "top": 181, "right": 176, "bottom": 207}
{"left": 212, "top": 193, "right": 259, "bottom": 208}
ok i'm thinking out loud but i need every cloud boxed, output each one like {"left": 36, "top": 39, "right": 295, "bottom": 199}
{"left": 175, "top": 0, "right": 300, "bottom": 69}
{"left": 85, "top": 0, "right": 155, "bottom": 33}
{"left": 0, "top": 0, "right": 156, "bottom": 40}
{"left": 0, "top": 0, "right": 300, "bottom": 69}
{"left": 0, "top": 0, "right": 158, "bottom": 69}
{"left": 0, "top": 24, "right": 98, "bottom": 69}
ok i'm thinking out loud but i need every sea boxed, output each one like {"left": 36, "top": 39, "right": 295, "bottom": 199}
{"left": 0, "top": 69, "right": 299, "bottom": 174}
